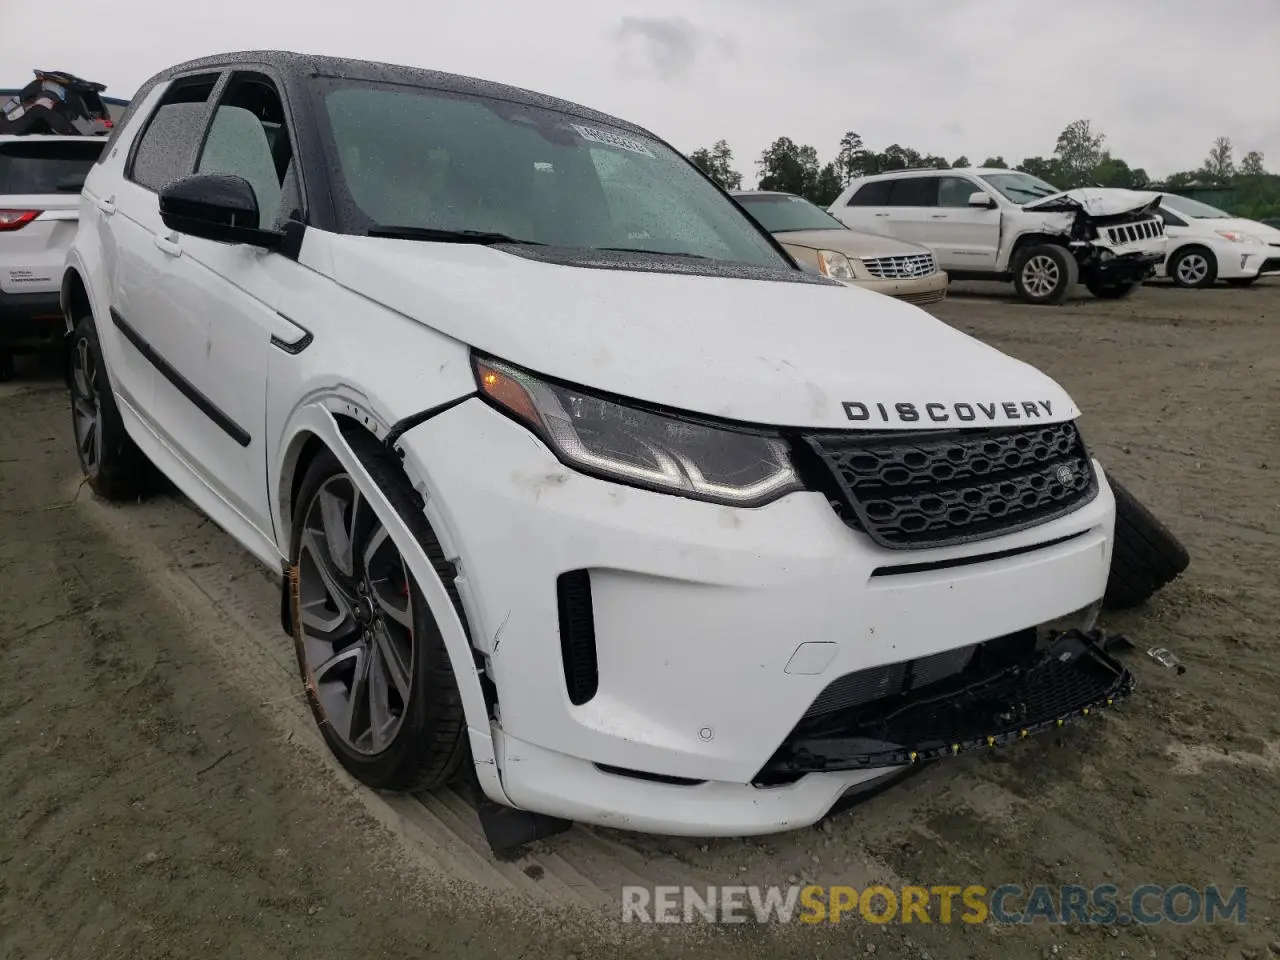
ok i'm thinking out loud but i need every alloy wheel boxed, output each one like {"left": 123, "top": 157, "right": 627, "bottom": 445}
{"left": 297, "top": 475, "right": 416, "bottom": 755}
{"left": 71, "top": 336, "right": 102, "bottom": 474}
{"left": 1175, "top": 253, "right": 1210, "bottom": 286}
{"left": 1021, "top": 255, "right": 1061, "bottom": 299}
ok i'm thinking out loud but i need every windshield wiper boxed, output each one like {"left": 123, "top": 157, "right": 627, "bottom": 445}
{"left": 595, "top": 246, "right": 712, "bottom": 260}
{"left": 367, "top": 225, "right": 542, "bottom": 245}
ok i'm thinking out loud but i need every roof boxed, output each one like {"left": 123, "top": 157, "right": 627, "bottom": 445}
{"left": 146, "top": 50, "right": 651, "bottom": 137}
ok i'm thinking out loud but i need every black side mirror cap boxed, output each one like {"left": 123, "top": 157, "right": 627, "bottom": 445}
{"left": 159, "top": 173, "right": 281, "bottom": 248}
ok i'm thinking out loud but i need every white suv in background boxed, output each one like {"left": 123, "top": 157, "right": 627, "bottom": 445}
{"left": 829, "top": 168, "right": 1168, "bottom": 305}
{"left": 0, "top": 134, "right": 103, "bottom": 379}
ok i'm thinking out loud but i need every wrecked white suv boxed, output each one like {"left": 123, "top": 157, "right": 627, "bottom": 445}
{"left": 62, "top": 52, "right": 1132, "bottom": 852}
{"left": 830, "top": 168, "right": 1167, "bottom": 305}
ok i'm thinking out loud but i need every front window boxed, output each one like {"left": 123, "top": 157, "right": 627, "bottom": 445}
{"left": 735, "top": 193, "right": 846, "bottom": 233}
{"left": 980, "top": 172, "right": 1060, "bottom": 204}
{"left": 313, "top": 80, "right": 786, "bottom": 269}
{"left": 1161, "top": 194, "right": 1231, "bottom": 219}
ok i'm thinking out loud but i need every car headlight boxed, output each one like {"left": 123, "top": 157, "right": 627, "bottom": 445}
{"left": 815, "top": 249, "right": 858, "bottom": 281}
{"left": 1215, "top": 230, "right": 1262, "bottom": 244}
{"left": 474, "top": 356, "right": 802, "bottom": 506}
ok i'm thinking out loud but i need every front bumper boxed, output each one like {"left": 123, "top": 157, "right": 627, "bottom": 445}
{"left": 1091, "top": 250, "right": 1164, "bottom": 282}
{"left": 850, "top": 271, "right": 949, "bottom": 306}
{"left": 397, "top": 399, "right": 1117, "bottom": 834}
{"left": 0, "top": 290, "right": 64, "bottom": 348}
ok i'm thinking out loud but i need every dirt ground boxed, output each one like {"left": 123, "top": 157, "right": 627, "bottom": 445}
{"left": 1, "top": 278, "right": 1277, "bottom": 960}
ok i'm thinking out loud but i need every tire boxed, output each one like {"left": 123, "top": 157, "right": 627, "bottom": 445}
{"left": 1103, "top": 474, "right": 1190, "bottom": 610}
{"left": 1167, "top": 246, "right": 1217, "bottom": 289}
{"left": 1084, "top": 278, "right": 1141, "bottom": 300}
{"left": 1013, "top": 244, "right": 1078, "bottom": 305}
{"left": 1225, "top": 277, "right": 1257, "bottom": 288}
{"left": 68, "top": 315, "right": 158, "bottom": 500}
{"left": 0, "top": 350, "right": 13, "bottom": 383}
{"left": 289, "top": 434, "right": 468, "bottom": 792}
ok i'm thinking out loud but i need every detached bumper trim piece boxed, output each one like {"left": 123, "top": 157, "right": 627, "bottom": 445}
{"left": 757, "top": 629, "right": 1134, "bottom": 781}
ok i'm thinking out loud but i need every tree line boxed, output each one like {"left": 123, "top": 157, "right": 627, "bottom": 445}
{"left": 688, "top": 121, "right": 1280, "bottom": 219}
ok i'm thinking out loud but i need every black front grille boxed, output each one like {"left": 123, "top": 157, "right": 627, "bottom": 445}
{"left": 804, "top": 422, "right": 1097, "bottom": 549}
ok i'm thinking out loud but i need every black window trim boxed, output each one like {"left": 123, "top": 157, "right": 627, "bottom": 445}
{"left": 192, "top": 68, "right": 309, "bottom": 229}
{"left": 124, "top": 70, "right": 225, "bottom": 193}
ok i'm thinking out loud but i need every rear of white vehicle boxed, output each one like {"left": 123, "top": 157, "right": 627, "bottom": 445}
{"left": 0, "top": 135, "right": 102, "bottom": 371}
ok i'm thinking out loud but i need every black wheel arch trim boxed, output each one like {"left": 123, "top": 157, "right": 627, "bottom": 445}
{"left": 108, "top": 306, "right": 252, "bottom": 448}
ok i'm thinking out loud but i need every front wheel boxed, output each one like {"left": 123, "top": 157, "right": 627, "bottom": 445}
{"left": 1084, "top": 278, "right": 1141, "bottom": 300}
{"left": 290, "top": 440, "right": 468, "bottom": 792}
{"left": 1013, "top": 244, "right": 1078, "bottom": 305}
{"left": 1167, "top": 246, "right": 1217, "bottom": 288}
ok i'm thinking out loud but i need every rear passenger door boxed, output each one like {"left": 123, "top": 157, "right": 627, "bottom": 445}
{"left": 878, "top": 175, "right": 940, "bottom": 247}
{"left": 829, "top": 179, "right": 895, "bottom": 234}
{"left": 102, "top": 73, "right": 222, "bottom": 422}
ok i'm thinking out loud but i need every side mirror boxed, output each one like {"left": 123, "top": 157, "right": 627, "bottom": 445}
{"left": 968, "top": 191, "right": 997, "bottom": 209}
{"left": 159, "top": 173, "right": 281, "bottom": 248}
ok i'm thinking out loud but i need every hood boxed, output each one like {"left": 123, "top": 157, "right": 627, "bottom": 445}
{"left": 1181, "top": 216, "right": 1280, "bottom": 242}
{"left": 773, "top": 228, "right": 929, "bottom": 258}
{"left": 317, "top": 234, "right": 1079, "bottom": 431}
{"left": 1024, "top": 188, "right": 1161, "bottom": 218}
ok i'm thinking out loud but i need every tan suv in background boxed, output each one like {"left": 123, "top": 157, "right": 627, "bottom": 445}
{"left": 733, "top": 190, "right": 948, "bottom": 305}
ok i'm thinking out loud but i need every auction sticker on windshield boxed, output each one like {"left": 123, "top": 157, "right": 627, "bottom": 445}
{"left": 570, "top": 124, "right": 655, "bottom": 158}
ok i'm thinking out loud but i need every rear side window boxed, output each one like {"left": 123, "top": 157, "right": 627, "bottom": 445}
{"left": 845, "top": 180, "right": 892, "bottom": 206}
{"left": 887, "top": 177, "right": 938, "bottom": 207}
{"left": 128, "top": 74, "right": 220, "bottom": 192}
{"left": 0, "top": 139, "right": 103, "bottom": 194}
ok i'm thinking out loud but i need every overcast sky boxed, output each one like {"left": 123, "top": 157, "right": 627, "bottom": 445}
{"left": 6, "top": 0, "right": 1278, "bottom": 182}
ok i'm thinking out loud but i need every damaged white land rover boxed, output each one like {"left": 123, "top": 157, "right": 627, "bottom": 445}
{"left": 62, "top": 52, "right": 1133, "bottom": 852}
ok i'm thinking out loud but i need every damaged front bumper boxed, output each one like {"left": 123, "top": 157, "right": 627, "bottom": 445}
{"left": 1087, "top": 250, "right": 1164, "bottom": 282}
{"left": 757, "top": 629, "right": 1134, "bottom": 781}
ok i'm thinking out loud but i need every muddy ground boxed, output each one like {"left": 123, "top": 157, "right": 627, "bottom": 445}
{"left": 1, "top": 279, "right": 1277, "bottom": 960}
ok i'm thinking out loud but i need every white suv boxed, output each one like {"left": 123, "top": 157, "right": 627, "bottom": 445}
{"left": 0, "top": 134, "right": 103, "bottom": 378}
{"left": 62, "top": 52, "right": 1131, "bottom": 851}
{"left": 829, "top": 168, "right": 1168, "bottom": 305}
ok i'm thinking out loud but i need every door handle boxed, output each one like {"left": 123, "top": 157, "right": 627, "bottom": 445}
{"left": 930, "top": 214, "right": 948, "bottom": 219}
{"left": 153, "top": 233, "right": 182, "bottom": 257}
{"left": 94, "top": 196, "right": 115, "bottom": 216}
{"left": 874, "top": 213, "right": 889, "bottom": 217}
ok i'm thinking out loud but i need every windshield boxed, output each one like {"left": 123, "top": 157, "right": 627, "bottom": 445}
{"left": 980, "top": 172, "right": 1061, "bottom": 204}
{"left": 314, "top": 81, "right": 786, "bottom": 269}
{"left": 735, "top": 193, "right": 845, "bottom": 233}
{"left": 1161, "top": 194, "right": 1231, "bottom": 219}
{"left": 0, "top": 138, "right": 101, "bottom": 193}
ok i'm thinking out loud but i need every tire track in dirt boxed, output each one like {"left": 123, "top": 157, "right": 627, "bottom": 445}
{"left": 72, "top": 470, "right": 895, "bottom": 918}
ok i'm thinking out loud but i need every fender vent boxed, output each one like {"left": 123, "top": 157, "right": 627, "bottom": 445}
{"left": 557, "top": 570, "right": 598, "bottom": 705}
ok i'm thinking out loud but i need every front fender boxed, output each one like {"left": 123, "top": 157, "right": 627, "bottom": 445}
{"left": 277, "top": 401, "right": 509, "bottom": 806}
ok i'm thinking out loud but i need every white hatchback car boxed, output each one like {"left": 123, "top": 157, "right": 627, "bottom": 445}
{"left": 63, "top": 52, "right": 1131, "bottom": 851}
{"left": 1154, "top": 193, "right": 1280, "bottom": 288}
